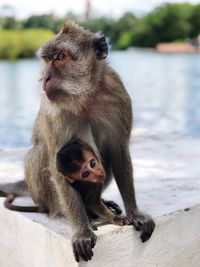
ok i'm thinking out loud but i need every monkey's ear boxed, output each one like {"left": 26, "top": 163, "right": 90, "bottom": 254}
{"left": 93, "top": 32, "right": 108, "bottom": 60}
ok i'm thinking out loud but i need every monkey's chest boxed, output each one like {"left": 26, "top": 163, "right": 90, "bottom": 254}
{"left": 81, "top": 99, "right": 121, "bottom": 145}
{"left": 72, "top": 181, "right": 101, "bottom": 203}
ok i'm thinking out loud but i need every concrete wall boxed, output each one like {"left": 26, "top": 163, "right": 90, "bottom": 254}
{"left": 0, "top": 200, "right": 200, "bottom": 267}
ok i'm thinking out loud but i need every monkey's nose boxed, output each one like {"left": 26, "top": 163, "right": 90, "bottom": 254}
{"left": 99, "top": 172, "right": 105, "bottom": 180}
{"left": 45, "top": 74, "right": 51, "bottom": 84}
{"left": 43, "top": 74, "right": 52, "bottom": 92}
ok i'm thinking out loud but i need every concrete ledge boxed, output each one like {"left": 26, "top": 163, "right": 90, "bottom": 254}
{"left": 0, "top": 200, "right": 200, "bottom": 267}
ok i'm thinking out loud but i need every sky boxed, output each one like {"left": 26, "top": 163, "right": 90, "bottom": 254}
{"left": 0, "top": 0, "right": 200, "bottom": 19}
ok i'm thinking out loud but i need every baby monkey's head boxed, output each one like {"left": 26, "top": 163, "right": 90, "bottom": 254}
{"left": 57, "top": 141, "right": 105, "bottom": 184}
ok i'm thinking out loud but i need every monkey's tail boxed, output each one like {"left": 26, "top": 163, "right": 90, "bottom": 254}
{"left": 4, "top": 194, "right": 39, "bottom": 212}
{"left": 0, "top": 180, "right": 28, "bottom": 197}
{"left": 0, "top": 180, "right": 42, "bottom": 213}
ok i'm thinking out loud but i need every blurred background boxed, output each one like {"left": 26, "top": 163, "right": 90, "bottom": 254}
{"left": 0, "top": 0, "right": 200, "bottom": 148}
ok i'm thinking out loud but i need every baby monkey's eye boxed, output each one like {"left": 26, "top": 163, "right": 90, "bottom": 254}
{"left": 82, "top": 171, "right": 90, "bottom": 178}
{"left": 90, "top": 159, "right": 96, "bottom": 168}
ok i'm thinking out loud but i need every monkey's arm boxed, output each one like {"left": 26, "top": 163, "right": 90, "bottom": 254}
{"left": 51, "top": 173, "right": 97, "bottom": 262}
{"left": 111, "top": 144, "right": 155, "bottom": 242}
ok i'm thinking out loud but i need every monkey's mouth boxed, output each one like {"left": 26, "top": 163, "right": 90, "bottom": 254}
{"left": 45, "top": 88, "right": 65, "bottom": 101}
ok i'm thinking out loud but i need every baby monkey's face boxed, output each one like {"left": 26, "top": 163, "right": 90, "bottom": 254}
{"left": 67, "top": 150, "right": 106, "bottom": 183}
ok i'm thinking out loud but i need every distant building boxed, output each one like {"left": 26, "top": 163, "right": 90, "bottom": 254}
{"left": 85, "top": 0, "right": 91, "bottom": 20}
{"left": 156, "top": 43, "right": 198, "bottom": 53}
{"left": 196, "top": 35, "right": 200, "bottom": 48}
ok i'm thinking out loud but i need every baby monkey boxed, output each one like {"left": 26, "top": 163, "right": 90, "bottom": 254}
{"left": 56, "top": 140, "right": 130, "bottom": 226}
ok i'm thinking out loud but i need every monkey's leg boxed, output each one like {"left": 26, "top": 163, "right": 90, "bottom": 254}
{"left": 111, "top": 145, "right": 155, "bottom": 242}
{"left": 52, "top": 174, "right": 97, "bottom": 262}
{"left": 102, "top": 199, "right": 122, "bottom": 215}
{"left": 0, "top": 180, "right": 28, "bottom": 196}
{"left": 88, "top": 201, "right": 130, "bottom": 226}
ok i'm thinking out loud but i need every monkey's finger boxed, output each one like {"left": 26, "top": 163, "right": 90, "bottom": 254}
{"left": 77, "top": 242, "right": 88, "bottom": 262}
{"left": 91, "top": 234, "right": 97, "bottom": 248}
{"left": 83, "top": 240, "right": 93, "bottom": 260}
{"left": 140, "top": 226, "right": 149, "bottom": 242}
{"left": 141, "top": 227, "right": 152, "bottom": 242}
{"left": 72, "top": 243, "right": 79, "bottom": 262}
{"left": 140, "top": 221, "right": 154, "bottom": 242}
{"left": 140, "top": 232, "right": 148, "bottom": 242}
{"left": 80, "top": 240, "right": 92, "bottom": 261}
{"left": 143, "top": 221, "right": 155, "bottom": 242}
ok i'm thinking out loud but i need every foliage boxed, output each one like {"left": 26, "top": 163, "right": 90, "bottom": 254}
{"left": 0, "top": 29, "right": 53, "bottom": 59}
{"left": 188, "top": 4, "right": 200, "bottom": 37}
{"left": 0, "top": 2, "right": 200, "bottom": 58}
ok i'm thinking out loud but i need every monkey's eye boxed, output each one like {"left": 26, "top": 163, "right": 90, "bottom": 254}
{"left": 43, "top": 56, "right": 51, "bottom": 63}
{"left": 82, "top": 171, "right": 90, "bottom": 178}
{"left": 90, "top": 159, "right": 96, "bottom": 168}
{"left": 57, "top": 53, "right": 66, "bottom": 61}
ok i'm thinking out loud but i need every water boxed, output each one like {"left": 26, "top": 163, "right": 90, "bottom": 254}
{"left": 1, "top": 50, "right": 200, "bottom": 148}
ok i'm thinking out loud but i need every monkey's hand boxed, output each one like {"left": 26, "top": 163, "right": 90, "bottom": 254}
{"left": 72, "top": 229, "right": 97, "bottom": 262}
{"left": 128, "top": 210, "right": 155, "bottom": 242}
{"left": 113, "top": 216, "right": 131, "bottom": 226}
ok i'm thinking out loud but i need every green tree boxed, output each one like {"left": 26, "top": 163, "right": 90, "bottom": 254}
{"left": 149, "top": 4, "right": 192, "bottom": 43}
{"left": 23, "top": 14, "right": 56, "bottom": 30}
{"left": 189, "top": 4, "right": 200, "bottom": 37}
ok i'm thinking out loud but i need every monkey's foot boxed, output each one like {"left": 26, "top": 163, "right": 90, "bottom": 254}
{"left": 129, "top": 211, "right": 155, "bottom": 242}
{"left": 72, "top": 229, "right": 97, "bottom": 262}
{"left": 112, "top": 216, "right": 131, "bottom": 226}
{"left": 102, "top": 199, "right": 122, "bottom": 215}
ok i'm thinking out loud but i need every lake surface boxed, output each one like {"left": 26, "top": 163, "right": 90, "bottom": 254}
{"left": 0, "top": 50, "right": 200, "bottom": 148}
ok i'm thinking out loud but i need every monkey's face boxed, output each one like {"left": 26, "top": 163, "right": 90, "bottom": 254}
{"left": 67, "top": 150, "right": 106, "bottom": 184}
{"left": 38, "top": 21, "right": 108, "bottom": 103}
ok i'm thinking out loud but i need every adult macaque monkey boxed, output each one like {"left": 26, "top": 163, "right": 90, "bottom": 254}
{"left": 0, "top": 22, "right": 155, "bottom": 262}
